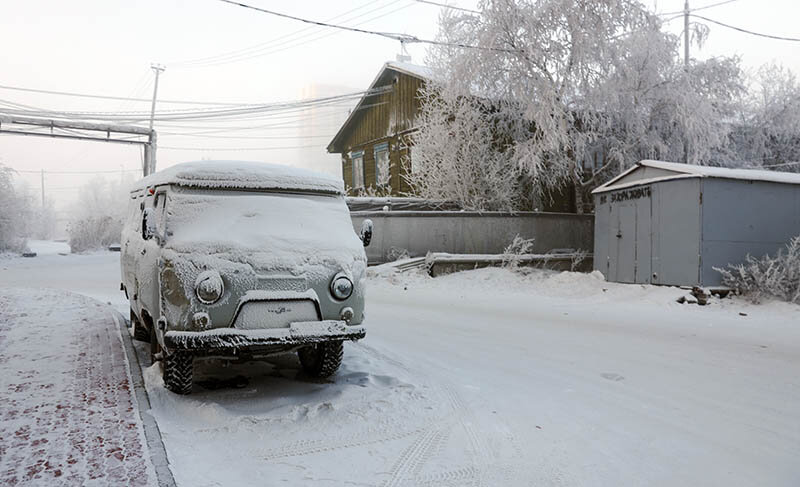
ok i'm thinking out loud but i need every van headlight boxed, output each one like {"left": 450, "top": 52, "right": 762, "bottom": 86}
{"left": 195, "top": 270, "right": 224, "bottom": 304}
{"left": 330, "top": 274, "right": 353, "bottom": 300}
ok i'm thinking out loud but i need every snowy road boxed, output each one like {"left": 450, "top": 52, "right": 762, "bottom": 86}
{"left": 2, "top": 246, "right": 799, "bottom": 486}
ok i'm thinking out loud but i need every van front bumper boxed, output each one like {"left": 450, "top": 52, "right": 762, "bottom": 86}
{"left": 163, "top": 320, "right": 365, "bottom": 354}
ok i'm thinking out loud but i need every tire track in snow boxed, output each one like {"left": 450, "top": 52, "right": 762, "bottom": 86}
{"left": 356, "top": 342, "right": 413, "bottom": 374}
{"left": 381, "top": 422, "right": 451, "bottom": 487}
{"left": 410, "top": 466, "right": 479, "bottom": 486}
{"left": 261, "top": 423, "right": 424, "bottom": 461}
{"left": 359, "top": 343, "right": 495, "bottom": 485}
{"left": 411, "top": 423, "right": 451, "bottom": 478}
{"left": 441, "top": 385, "right": 491, "bottom": 487}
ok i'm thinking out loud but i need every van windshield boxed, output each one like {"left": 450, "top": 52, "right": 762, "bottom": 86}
{"left": 164, "top": 189, "right": 360, "bottom": 254}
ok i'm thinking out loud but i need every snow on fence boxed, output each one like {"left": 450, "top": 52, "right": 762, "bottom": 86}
{"left": 349, "top": 210, "right": 594, "bottom": 266}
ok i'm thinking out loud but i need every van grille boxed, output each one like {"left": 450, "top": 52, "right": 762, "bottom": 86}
{"left": 256, "top": 276, "right": 306, "bottom": 291}
{"left": 232, "top": 299, "right": 319, "bottom": 330}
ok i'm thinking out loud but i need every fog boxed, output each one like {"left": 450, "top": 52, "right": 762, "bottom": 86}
{"left": 1, "top": 0, "right": 798, "bottom": 224}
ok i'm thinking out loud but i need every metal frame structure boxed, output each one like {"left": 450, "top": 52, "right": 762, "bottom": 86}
{"left": 0, "top": 114, "right": 157, "bottom": 176}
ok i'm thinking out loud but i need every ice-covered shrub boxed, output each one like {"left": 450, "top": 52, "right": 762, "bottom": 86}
{"left": 387, "top": 246, "right": 410, "bottom": 261}
{"left": 715, "top": 236, "right": 800, "bottom": 304}
{"left": 570, "top": 249, "right": 589, "bottom": 272}
{"left": 502, "top": 235, "right": 535, "bottom": 271}
{"left": 67, "top": 216, "right": 123, "bottom": 253}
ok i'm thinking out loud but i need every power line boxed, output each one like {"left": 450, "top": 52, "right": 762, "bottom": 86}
{"left": 215, "top": 0, "right": 517, "bottom": 53}
{"left": 414, "top": 0, "right": 480, "bottom": 14}
{"left": 11, "top": 168, "right": 142, "bottom": 174}
{"left": 0, "top": 87, "right": 390, "bottom": 123}
{"left": 172, "top": 0, "right": 403, "bottom": 68}
{"left": 183, "top": 1, "right": 416, "bottom": 69}
{"left": 0, "top": 83, "right": 252, "bottom": 106}
{"left": 658, "top": 0, "right": 740, "bottom": 16}
{"left": 159, "top": 132, "right": 335, "bottom": 140}
{"left": 215, "top": 0, "right": 416, "bottom": 43}
{"left": 690, "top": 14, "right": 800, "bottom": 42}
{"left": 160, "top": 144, "right": 321, "bottom": 151}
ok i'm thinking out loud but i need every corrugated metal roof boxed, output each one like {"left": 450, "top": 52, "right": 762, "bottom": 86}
{"left": 593, "top": 160, "right": 800, "bottom": 193}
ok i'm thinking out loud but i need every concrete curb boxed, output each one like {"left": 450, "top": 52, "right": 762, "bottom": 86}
{"left": 113, "top": 311, "right": 177, "bottom": 487}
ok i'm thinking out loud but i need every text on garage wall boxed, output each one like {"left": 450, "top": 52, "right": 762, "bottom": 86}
{"left": 599, "top": 185, "right": 652, "bottom": 204}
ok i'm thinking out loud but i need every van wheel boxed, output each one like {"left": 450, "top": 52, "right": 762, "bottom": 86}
{"left": 163, "top": 351, "right": 193, "bottom": 395}
{"left": 131, "top": 309, "right": 150, "bottom": 342}
{"left": 298, "top": 341, "right": 343, "bottom": 378}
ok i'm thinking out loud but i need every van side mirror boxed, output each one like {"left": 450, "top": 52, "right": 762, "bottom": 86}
{"left": 360, "top": 219, "right": 373, "bottom": 247}
{"left": 142, "top": 208, "right": 158, "bottom": 241}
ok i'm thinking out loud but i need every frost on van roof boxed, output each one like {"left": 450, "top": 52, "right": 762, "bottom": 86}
{"left": 594, "top": 159, "right": 800, "bottom": 193}
{"left": 133, "top": 160, "right": 344, "bottom": 194}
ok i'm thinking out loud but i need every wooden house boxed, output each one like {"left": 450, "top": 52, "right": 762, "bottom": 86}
{"left": 327, "top": 61, "right": 432, "bottom": 196}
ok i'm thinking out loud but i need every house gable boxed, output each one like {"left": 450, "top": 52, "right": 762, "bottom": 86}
{"left": 328, "top": 62, "right": 430, "bottom": 195}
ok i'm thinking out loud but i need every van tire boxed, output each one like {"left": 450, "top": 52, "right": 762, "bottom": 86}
{"left": 298, "top": 341, "right": 343, "bottom": 378}
{"left": 131, "top": 309, "right": 150, "bottom": 343}
{"left": 163, "top": 351, "right": 193, "bottom": 394}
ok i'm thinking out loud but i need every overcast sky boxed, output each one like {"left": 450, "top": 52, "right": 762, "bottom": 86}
{"left": 1, "top": 0, "right": 798, "bottom": 210}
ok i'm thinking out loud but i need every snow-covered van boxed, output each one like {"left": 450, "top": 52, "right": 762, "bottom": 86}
{"left": 121, "top": 161, "right": 372, "bottom": 394}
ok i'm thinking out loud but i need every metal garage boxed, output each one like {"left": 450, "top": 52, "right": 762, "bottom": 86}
{"left": 592, "top": 160, "right": 800, "bottom": 287}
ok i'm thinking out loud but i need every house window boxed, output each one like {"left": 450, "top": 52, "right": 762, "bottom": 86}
{"left": 582, "top": 145, "right": 604, "bottom": 175}
{"left": 351, "top": 151, "right": 364, "bottom": 189}
{"left": 374, "top": 142, "right": 389, "bottom": 186}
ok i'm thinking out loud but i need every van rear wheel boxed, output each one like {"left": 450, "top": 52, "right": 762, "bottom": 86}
{"left": 163, "top": 351, "right": 193, "bottom": 394}
{"left": 298, "top": 341, "right": 343, "bottom": 378}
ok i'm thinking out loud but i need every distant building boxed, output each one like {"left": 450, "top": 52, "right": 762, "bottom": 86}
{"left": 326, "top": 62, "right": 432, "bottom": 196}
{"left": 296, "top": 84, "right": 357, "bottom": 176}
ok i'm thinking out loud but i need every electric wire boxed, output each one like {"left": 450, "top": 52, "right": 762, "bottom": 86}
{"left": 159, "top": 144, "right": 321, "bottom": 151}
{"left": 11, "top": 168, "right": 143, "bottom": 174}
{"left": 213, "top": 0, "right": 527, "bottom": 53}
{"left": 172, "top": 0, "right": 403, "bottom": 68}
{"left": 215, "top": 0, "right": 416, "bottom": 43}
{"left": 159, "top": 132, "right": 335, "bottom": 140}
{"left": 181, "top": 1, "right": 416, "bottom": 69}
{"left": 414, "top": 0, "right": 480, "bottom": 14}
{"left": 0, "top": 87, "right": 391, "bottom": 123}
{"left": 689, "top": 14, "right": 800, "bottom": 42}
{"left": 0, "top": 83, "right": 252, "bottom": 106}
{"left": 658, "top": 0, "right": 740, "bottom": 16}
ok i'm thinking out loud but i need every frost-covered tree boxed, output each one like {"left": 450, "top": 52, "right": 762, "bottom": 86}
{"left": 409, "top": 0, "right": 744, "bottom": 211}
{"left": 67, "top": 175, "right": 132, "bottom": 252}
{"left": 729, "top": 64, "right": 800, "bottom": 171}
{"left": 0, "top": 163, "right": 34, "bottom": 252}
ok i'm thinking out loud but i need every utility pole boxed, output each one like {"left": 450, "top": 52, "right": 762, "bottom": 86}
{"left": 683, "top": 1, "right": 690, "bottom": 164}
{"left": 684, "top": 0, "right": 690, "bottom": 68}
{"left": 40, "top": 169, "right": 45, "bottom": 207}
{"left": 145, "top": 63, "right": 165, "bottom": 176}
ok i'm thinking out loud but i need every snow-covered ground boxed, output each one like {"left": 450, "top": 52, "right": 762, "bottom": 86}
{"left": 2, "top": 249, "right": 799, "bottom": 486}
{"left": 0, "top": 242, "right": 128, "bottom": 314}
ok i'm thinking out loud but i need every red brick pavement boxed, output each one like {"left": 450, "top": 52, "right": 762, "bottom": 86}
{"left": 0, "top": 288, "right": 155, "bottom": 486}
